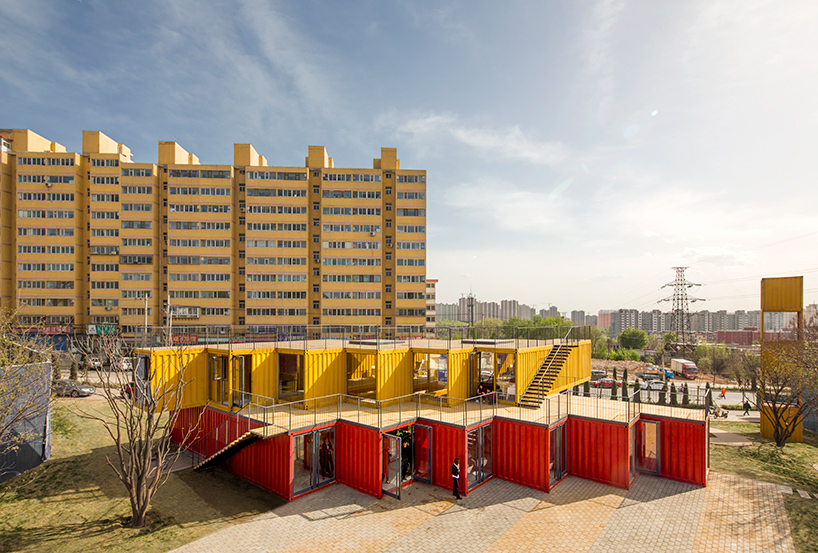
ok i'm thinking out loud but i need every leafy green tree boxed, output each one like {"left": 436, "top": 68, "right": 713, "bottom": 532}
{"left": 662, "top": 332, "right": 678, "bottom": 347}
{"left": 613, "top": 368, "right": 618, "bottom": 381}
{"left": 619, "top": 328, "right": 648, "bottom": 350}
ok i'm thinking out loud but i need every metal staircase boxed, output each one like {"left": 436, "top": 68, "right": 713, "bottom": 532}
{"left": 190, "top": 406, "right": 279, "bottom": 471}
{"left": 518, "top": 344, "right": 576, "bottom": 409}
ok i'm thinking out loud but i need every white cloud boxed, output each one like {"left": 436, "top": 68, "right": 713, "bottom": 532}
{"left": 380, "top": 112, "right": 569, "bottom": 165}
{"left": 442, "top": 178, "right": 576, "bottom": 235}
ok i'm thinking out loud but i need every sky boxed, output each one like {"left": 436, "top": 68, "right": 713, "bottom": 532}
{"left": 2, "top": 0, "right": 817, "bottom": 315}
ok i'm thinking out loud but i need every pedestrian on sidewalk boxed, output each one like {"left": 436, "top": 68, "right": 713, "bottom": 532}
{"left": 720, "top": 388, "right": 726, "bottom": 399}
{"left": 452, "top": 457, "right": 461, "bottom": 499}
{"left": 743, "top": 400, "right": 751, "bottom": 416}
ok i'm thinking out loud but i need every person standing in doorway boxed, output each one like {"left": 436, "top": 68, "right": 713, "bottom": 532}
{"left": 452, "top": 457, "right": 461, "bottom": 499}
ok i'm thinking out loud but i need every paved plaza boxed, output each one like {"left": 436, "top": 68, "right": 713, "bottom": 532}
{"left": 170, "top": 472, "right": 794, "bottom": 553}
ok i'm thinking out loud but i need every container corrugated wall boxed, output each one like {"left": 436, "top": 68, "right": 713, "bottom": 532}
{"left": 760, "top": 276, "right": 803, "bottom": 312}
{"left": 516, "top": 347, "right": 551, "bottom": 398}
{"left": 336, "top": 421, "right": 381, "bottom": 498}
{"left": 446, "top": 349, "right": 473, "bottom": 400}
{"left": 493, "top": 418, "right": 549, "bottom": 491}
{"left": 148, "top": 347, "right": 209, "bottom": 409}
{"left": 641, "top": 415, "right": 709, "bottom": 486}
{"left": 251, "top": 349, "right": 278, "bottom": 400}
{"left": 760, "top": 406, "right": 803, "bottom": 443}
{"left": 550, "top": 340, "right": 592, "bottom": 394}
{"left": 224, "top": 432, "right": 291, "bottom": 500}
{"left": 377, "top": 349, "right": 413, "bottom": 400}
{"left": 567, "top": 417, "right": 630, "bottom": 489}
{"left": 422, "top": 420, "right": 466, "bottom": 493}
{"left": 305, "top": 349, "right": 346, "bottom": 405}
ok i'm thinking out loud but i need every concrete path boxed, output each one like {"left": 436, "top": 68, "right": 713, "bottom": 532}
{"left": 710, "top": 427, "right": 753, "bottom": 446}
{"left": 169, "top": 472, "right": 795, "bottom": 553}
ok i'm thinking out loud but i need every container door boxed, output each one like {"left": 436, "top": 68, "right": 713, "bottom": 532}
{"left": 382, "top": 434, "right": 401, "bottom": 499}
{"left": 549, "top": 422, "right": 567, "bottom": 485}
{"left": 317, "top": 427, "right": 336, "bottom": 486}
{"left": 413, "top": 424, "right": 432, "bottom": 483}
{"left": 293, "top": 432, "right": 316, "bottom": 496}
{"left": 232, "top": 356, "right": 246, "bottom": 408}
{"left": 467, "top": 424, "right": 493, "bottom": 490}
{"left": 637, "top": 420, "right": 660, "bottom": 474}
{"left": 629, "top": 423, "right": 637, "bottom": 483}
{"left": 469, "top": 353, "right": 480, "bottom": 397}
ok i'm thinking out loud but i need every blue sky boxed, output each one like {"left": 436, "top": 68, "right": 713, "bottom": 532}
{"left": 3, "top": 0, "right": 818, "bottom": 314}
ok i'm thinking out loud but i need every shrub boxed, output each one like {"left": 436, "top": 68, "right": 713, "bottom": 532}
{"left": 51, "top": 354, "right": 61, "bottom": 380}
{"left": 611, "top": 379, "right": 618, "bottom": 400}
{"left": 584, "top": 380, "right": 591, "bottom": 397}
{"left": 670, "top": 382, "right": 678, "bottom": 406}
{"left": 682, "top": 384, "right": 690, "bottom": 405}
{"left": 658, "top": 384, "right": 667, "bottom": 405}
{"left": 70, "top": 358, "right": 78, "bottom": 380}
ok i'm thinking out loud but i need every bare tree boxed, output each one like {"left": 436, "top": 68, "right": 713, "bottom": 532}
{"left": 0, "top": 309, "right": 53, "bottom": 479}
{"left": 80, "top": 330, "right": 201, "bottom": 528}
{"left": 758, "top": 317, "right": 818, "bottom": 447}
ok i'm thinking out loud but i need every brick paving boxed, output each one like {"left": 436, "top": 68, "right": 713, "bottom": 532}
{"left": 170, "top": 472, "right": 795, "bottom": 553}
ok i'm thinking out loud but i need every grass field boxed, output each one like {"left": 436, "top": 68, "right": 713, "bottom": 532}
{"left": 710, "top": 419, "right": 818, "bottom": 553}
{"left": 0, "top": 398, "right": 286, "bottom": 553}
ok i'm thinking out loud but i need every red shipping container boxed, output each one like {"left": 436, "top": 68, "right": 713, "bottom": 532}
{"left": 567, "top": 417, "right": 630, "bottom": 489}
{"left": 421, "top": 420, "right": 467, "bottom": 494}
{"left": 336, "top": 421, "right": 381, "bottom": 498}
{"left": 224, "top": 432, "right": 291, "bottom": 500}
{"left": 640, "top": 415, "right": 708, "bottom": 486}
{"left": 493, "top": 418, "right": 550, "bottom": 492}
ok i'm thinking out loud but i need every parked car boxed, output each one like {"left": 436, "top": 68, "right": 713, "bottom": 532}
{"left": 591, "top": 378, "right": 621, "bottom": 388}
{"left": 121, "top": 381, "right": 135, "bottom": 399}
{"left": 590, "top": 370, "right": 607, "bottom": 381}
{"left": 53, "top": 380, "right": 95, "bottom": 398}
{"left": 640, "top": 379, "right": 666, "bottom": 391}
{"left": 87, "top": 357, "right": 102, "bottom": 370}
{"left": 117, "top": 358, "right": 133, "bottom": 371}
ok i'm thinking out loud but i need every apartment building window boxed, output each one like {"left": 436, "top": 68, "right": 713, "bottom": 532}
{"left": 312, "top": 268, "right": 319, "bottom": 277}
{"left": 385, "top": 284, "right": 392, "bottom": 293}
{"left": 385, "top": 318, "right": 392, "bottom": 325}
{"left": 313, "top": 284, "right": 319, "bottom": 293}
{"left": 313, "top": 202, "right": 320, "bottom": 211}
{"left": 239, "top": 233, "right": 245, "bottom": 242}
{"left": 385, "top": 252, "right": 392, "bottom": 261}
{"left": 313, "top": 317, "right": 320, "bottom": 325}
{"left": 239, "top": 317, "right": 246, "bottom": 325}
{"left": 386, "top": 203, "right": 392, "bottom": 212}
{"left": 239, "top": 283, "right": 245, "bottom": 292}
{"left": 313, "top": 301, "right": 319, "bottom": 309}
{"left": 313, "top": 252, "right": 320, "bottom": 262}
{"left": 385, "top": 186, "right": 392, "bottom": 195}
{"left": 239, "top": 301, "right": 245, "bottom": 309}
{"left": 386, "top": 219, "right": 392, "bottom": 228}
{"left": 313, "top": 185, "right": 319, "bottom": 194}
{"left": 313, "top": 235, "right": 319, "bottom": 243}
{"left": 239, "top": 250, "right": 245, "bottom": 259}
{"left": 385, "top": 268, "right": 392, "bottom": 277}
{"left": 313, "top": 218, "right": 320, "bottom": 227}
{"left": 239, "top": 217, "right": 245, "bottom": 225}
{"left": 386, "top": 301, "right": 392, "bottom": 310}
{"left": 239, "top": 267, "right": 245, "bottom": 276}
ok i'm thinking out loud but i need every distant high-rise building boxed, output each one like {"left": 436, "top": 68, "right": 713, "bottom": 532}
{"left": 570, "top": 310, "right": 585, "bottom": 325}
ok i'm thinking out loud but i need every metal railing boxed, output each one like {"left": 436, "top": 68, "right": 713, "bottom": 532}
{"left": 129, "top": 324, "right": 593, "bottom": 351}
{"left": 181, "top": 382, "right": 712, "bottom": 465}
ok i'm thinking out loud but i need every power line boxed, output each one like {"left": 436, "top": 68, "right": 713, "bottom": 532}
{"left": 702, "top": 267, "right": 818, "bottom": 286}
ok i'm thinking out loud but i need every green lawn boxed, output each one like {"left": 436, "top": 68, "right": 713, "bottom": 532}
{"left": 710, "top": 420, "right": 818, "bottom": 553}
{"left": 0, "top": 399, "right": 286, "bottom": 553}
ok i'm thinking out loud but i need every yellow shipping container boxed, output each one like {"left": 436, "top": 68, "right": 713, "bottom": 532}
{"left": 760, "top": 405, "right": 803, "bottom": 443}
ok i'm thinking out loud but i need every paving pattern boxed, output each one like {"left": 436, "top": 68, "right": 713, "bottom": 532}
{"left": 170, "top": 473, "right": 795, "bottom": 553}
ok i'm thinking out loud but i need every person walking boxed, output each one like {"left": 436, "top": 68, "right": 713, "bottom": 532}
{"left": 743, "top": 400, "right": 751, "bottom": 416}
{"left": 452, "top": 457, "right": 462, "bottom": 500}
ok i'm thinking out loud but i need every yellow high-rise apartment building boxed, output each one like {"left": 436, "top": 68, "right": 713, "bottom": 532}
{"left": 0, "top": 129, "right": 427, "bottom": 334}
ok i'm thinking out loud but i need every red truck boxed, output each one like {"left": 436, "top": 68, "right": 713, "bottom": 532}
{"left": 671, "top": 358, "right": 699, "bottom": 379}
